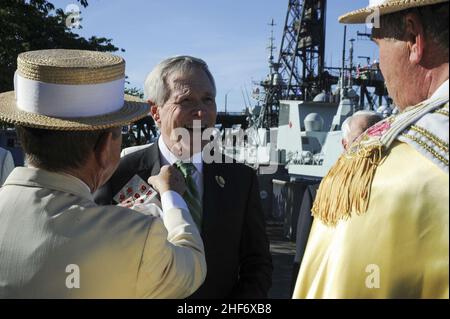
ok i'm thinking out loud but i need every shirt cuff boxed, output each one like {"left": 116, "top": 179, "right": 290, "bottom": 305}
{"left": 160, "top": 191, "right": 188, "bottom": 219}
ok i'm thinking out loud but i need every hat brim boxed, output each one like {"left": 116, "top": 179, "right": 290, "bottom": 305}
{"left": 339, "top": 0, "right": 448, "bottom": 24}
{"left": 0, "top": 91, "right": 150, "bottom": 131}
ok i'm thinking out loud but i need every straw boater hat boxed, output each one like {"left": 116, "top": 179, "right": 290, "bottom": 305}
{"left": 0, "top": 49, "right": 149, "bottom": 130}
{"left": 339, "top": 0, "right": 449, "bottom": 24}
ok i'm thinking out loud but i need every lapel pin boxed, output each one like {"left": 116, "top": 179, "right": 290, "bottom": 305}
{"left": 215, "top": 175, "right": 226, "bottom": 188}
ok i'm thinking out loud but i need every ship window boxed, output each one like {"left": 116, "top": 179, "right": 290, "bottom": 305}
{"left": 301, "top": 136, "right": 321, "bottom": 153}
{"left": 279, "top": 103, "right": 290, "bottom": 126}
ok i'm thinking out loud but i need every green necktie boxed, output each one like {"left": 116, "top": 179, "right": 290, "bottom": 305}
{"left": 174, "top": 161, "right": 203, "bottom": 230}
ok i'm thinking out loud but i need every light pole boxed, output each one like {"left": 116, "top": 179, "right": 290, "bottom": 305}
{"left": 224, "top": 90, "right": 231, "bottom": 114}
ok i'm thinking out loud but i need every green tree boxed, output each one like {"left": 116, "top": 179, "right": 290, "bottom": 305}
{"left": 0, "top": 0, "right": 119, "bottom": 93}
{"left": 124, "top": 87, "right": 144, "bottom": 99}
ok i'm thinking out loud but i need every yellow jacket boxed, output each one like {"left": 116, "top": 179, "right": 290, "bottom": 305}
{"left": 293, "top": 141, "right": 449, "bottom": 299}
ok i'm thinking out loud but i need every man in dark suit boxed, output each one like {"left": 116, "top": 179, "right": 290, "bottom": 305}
{"left": 290, "top": 183, "right": 319, "bottom": 295}
{"left": 94, "top": 56, "right": 272, "bottom": 299}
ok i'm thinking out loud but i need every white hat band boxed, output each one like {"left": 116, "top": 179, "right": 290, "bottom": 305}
{"left": 14, "top": 72, "right": 125, "bottom": 118}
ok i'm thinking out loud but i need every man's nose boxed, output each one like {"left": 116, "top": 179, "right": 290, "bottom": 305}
{"left": 195, "top": 109, "right": 204, "bottom": 118}
{"left": 192, "top": 108, "right": 207, "bottom": 119}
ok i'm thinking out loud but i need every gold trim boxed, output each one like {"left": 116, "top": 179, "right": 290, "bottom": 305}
{"left": 434, "top": 108, "right": 449, "bottom": 117}
{"left": 312, "top": 143, "right": 384, "bottom": 226}
{"left": 409, "top": 125, "right": 449, "bottom": 153}
{"left": 402, "top": 133, "right": 449, "bottom": 166}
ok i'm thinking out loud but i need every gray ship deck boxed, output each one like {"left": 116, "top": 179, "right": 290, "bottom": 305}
{"left": 267, "top": 221, "right": 297, "bottom": 299}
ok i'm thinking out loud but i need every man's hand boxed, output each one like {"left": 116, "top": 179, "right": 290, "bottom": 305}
{"left": 148, "top": 165, "right": 186, "bottom": 195}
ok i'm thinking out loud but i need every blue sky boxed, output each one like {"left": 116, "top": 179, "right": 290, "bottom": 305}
{"left": 52, "top": 0, "right": 378, "bottom": 112}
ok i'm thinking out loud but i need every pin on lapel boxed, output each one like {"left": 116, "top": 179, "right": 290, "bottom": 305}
{"left": 215, "top": 175, "right": 226, "bottom": 188}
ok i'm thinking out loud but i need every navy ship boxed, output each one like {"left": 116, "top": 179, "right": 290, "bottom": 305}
{"left": 221, "top": 0, "right": 392, "bottom": 240}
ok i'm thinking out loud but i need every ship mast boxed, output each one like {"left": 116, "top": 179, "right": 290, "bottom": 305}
{"left": 259, "top": 0, "right": 329, "bottom": 128}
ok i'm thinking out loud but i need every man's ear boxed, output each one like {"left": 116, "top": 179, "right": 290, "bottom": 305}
{"left": 342, "top": 139, "right": 348, "bottom": 151}
{"left": 94, "top": 132, "right": 114, "bottom": 169}
{"left": 405, "top": 12, "right": 425, "bottom": 65}
{"left": 148, "top": 100, "right": 161, "bottom": 125}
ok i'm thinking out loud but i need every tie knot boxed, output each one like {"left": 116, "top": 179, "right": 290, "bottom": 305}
{"left": 175, "top": 161, "right": 196, "bottom": 178}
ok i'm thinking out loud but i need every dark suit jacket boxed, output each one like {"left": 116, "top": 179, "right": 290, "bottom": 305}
{"left": 94, "top": 142, "right": 273, "bottom": 299}
{"left": 290, "top": 183, "right": 319, "bottom": 295}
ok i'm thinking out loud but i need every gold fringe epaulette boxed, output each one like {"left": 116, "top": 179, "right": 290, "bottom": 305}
{"left": 312, "top": 96, "right": 449, "bottom": 226}
{"left": 312, "top": 142, "right": 384, "bottom": 226}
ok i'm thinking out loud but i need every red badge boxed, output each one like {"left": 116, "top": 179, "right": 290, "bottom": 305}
{"left": 367, "top": 121, "right": 391, "bottom": 137}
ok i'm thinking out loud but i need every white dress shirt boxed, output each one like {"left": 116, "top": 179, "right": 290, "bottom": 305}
{"left": 158, "top": 137, "right": 204, "bottom": 203}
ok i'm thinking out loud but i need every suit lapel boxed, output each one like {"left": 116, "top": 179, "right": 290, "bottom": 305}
{"left": 138, "top": 142, "right": 161, "bottom": 179}
{"left": 141, "top": 144, "right": 234, "bottom": 234}
{"left": 202, "top": 162, "right": 231, "bottom": 234}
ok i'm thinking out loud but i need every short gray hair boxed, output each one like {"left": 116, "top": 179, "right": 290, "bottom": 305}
{"left": 342, "top": 110, "right": 383, "bottom": 141}
{"left": 144, "top": 56, "right": 216, "bottom": 107}
{"left": 372, "top": 3, "right": 449, "bottom": 54}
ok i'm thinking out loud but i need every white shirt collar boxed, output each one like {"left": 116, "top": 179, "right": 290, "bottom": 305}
{"left": 430, "top": 79, "right": 449, "bottom": 100}
{"left": 24, "top": 164, "right": 93, "bottom": 194}
{"left": 158, "top": 138, "right": 203, "bottom": 174}
{"left": 61, "top": 172, "right": 92, "bottom": 193}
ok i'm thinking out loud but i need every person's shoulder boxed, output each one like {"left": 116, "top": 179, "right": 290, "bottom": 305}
{"left": 80, "top": 200, "right": 157, "bottom": 233}
{"left": 120, "top": 144, "right": 155, "bottom": 164}
{"left": 375, "top": 141, "right": 448, "bottom": 198}
{"left": 120, "top": 143, "right": 153, "bottom": 158}
{"left": 0, "top": 147, "right": 11, "bottom": 158}
{"left": 118, "top": 143, "right": 156, "bottom": 170}
{"left": 62, "top": 202, "right": 160, "bottom": 263}
{"left": 213, "top": 156, "right": 256, "bottom": 175}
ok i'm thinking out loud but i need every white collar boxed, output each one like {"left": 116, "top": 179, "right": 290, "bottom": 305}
{"left": 61, "top": 172, "right": 92, "bottom": 194}
{"left": 26, "top": 163, "right": 92, "bottom": 193}
{"left": 430, "top": 79, "right": 449, "bottom": 100}
{"left": 6, "top": 167, "right": 94, "bottom": 200}
{"left": 158, "top": 138, "right": 203, "bottom": 173}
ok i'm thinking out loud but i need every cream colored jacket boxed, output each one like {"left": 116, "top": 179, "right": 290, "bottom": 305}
{"left": 0, "top": 167, "right": 206, "bottom": 298}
